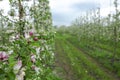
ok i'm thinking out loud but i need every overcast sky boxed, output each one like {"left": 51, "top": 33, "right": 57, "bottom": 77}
{"left": 49, "top": 0, "right": 120, "bottom": 26}
{"left": 0, "top": 0, "right": 119, "bottom": 26}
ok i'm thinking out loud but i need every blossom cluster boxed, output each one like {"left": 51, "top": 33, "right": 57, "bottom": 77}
{"left": 0, "top": 0, "right": 54, "bottom": 80}
{"left": 0, "top": 52, "right": 9, "bottom": 61}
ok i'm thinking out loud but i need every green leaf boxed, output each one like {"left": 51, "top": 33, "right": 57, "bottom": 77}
{"left": 30, "top": 48, "right": 36, "bottom": 54}
{"left": 7, "top": 71, "right": 15, "bottom": 80}
{"left": 0, "top": 69, "right": 5, "bottom": 74}
{"left": 8, "top": 54, "right": 16, "bottom": 68}
{"left": 30, "top": 42, "right": 40, "bottom": 47}
{"left": 9, "top": 0, "right": 12, "bottom": 3}
{"left": 0, "top": 69, "right": 5, "bottom": 79}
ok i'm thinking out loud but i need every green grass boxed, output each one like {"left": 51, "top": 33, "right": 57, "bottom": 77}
{"left": 66, "top": 34, "right": 120, "bottom": 78}
{"left": 54, "top": 34, "right": 116, "bottom": 80}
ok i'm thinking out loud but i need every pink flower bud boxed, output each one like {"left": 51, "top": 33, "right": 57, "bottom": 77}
{"left": 0, "top": 52, "right": 9, "bottom": 61}
{"left": 33, "top": 37, "right": 38, "bottom": 41}
{"left": 31, "top": 54, "right": 36, "bottom": 63}
{"left": 29, "top": 31, "right": 33, "bottom": 36}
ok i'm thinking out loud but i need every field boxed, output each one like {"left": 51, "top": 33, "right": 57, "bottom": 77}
{"left": 54, "top": 33, "right": 120, "bottom": 80}
{"left": 0, "top": 0, "right": 120, "bottom": 80}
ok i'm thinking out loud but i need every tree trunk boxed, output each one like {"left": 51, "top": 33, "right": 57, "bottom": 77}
{"left": 18, "top": 0, "right": 25, "bottom": 37}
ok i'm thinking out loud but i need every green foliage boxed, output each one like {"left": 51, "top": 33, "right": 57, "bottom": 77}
{"left": 0, "top": 0, "right": 57, "bottom": 80}
{"left": 55, "top": 34, "right": 114, "bottom": 80}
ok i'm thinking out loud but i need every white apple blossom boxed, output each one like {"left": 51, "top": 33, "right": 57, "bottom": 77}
{"left": 13, "top": 60, "right": 22, "bottom": 74}
{"left": 31, "top": 65, "right": 40, "bottom": 74}
{"left": 15, "top": 68, "right": 25, "bottom": 80}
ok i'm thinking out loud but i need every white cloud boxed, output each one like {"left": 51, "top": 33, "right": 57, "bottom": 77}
{"left": 49, "top": 0, "right": 87, "bottom": 25}
{"left": 0, "top": 0, "right": 120, "bottom": 26}
{"left": 50, "top": 0, "right": 120, "bottom": 26}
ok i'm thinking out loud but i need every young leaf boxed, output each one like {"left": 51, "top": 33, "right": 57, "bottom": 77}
{"left": 9, "top": 0, "right": 12, "bottom": 3}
